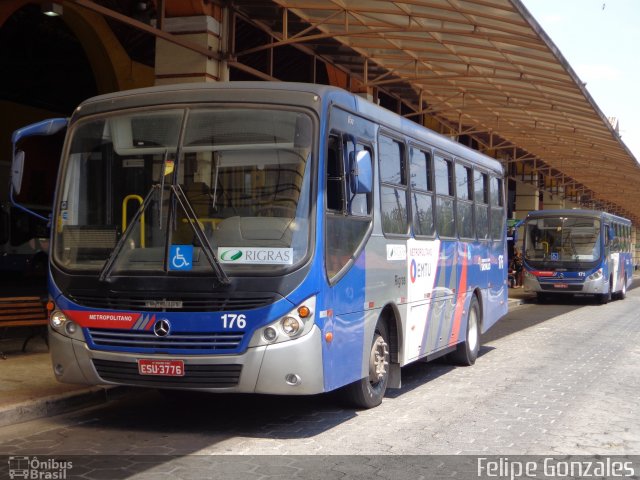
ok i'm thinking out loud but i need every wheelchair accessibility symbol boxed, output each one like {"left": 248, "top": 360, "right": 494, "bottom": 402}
{"left": 170, "top": 245, "right": 193, "bottom": 271}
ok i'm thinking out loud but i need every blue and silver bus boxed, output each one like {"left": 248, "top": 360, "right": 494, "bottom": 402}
{"left": 522, "top": 209, "right": 633, "bottom": 304}
{"left": 12, "top": 82, "right": 508, "bottom": 408}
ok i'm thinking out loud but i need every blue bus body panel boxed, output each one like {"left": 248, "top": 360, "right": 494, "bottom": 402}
{"left": 322, "top": 252, "right": 367, "bottom": 392}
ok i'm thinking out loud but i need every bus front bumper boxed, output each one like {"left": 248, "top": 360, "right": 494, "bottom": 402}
{"left": 523, "top": 274, "right": 606, "bottom": 295}
{"left": 49, "top": 326, "right": 325, "bottom": 395}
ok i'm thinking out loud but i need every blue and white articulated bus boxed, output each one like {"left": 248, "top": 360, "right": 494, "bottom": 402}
{"left": 522, "top": 209, "right": 633, "bottom": 304}
{"left": 11, "top": 82, "right": 508, "bottom": 408}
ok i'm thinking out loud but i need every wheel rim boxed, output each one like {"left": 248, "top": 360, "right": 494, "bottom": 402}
{"left": 368, "top": 333, "right": 389, "bottom": 385}
{"left": 467, "top": 308, "right": 478, "bottom": 352}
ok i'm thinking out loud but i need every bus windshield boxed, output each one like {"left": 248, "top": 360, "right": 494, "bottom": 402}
{"left": 53, "top": 107, "right": 313, "bottom": 275}
{"left": 523, "top": 216, "right": 601, "bottom": 265}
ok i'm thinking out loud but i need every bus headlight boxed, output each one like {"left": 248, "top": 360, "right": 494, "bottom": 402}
{"left": 65, "top": 321, "right": 78, "bottom": 335}
{"left": 281, "top": 316, "right": 301, "bottom": 336}
{"left": 588, "top": 268, "right": 603, "bottom": 281}
{"left": 50, "top": 310, "right": 83, "bottom": 340}
{"left": 263, "top": 327, "right": 277, "bottom": 342}
{"left": 250, "top": 296, "right": 316, "bottom": 347}
{"left": 50, "top": 310, "right": 67, "bottom": 330}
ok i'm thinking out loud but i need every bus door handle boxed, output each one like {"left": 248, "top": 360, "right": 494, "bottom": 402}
{"left": 122, "top": 194, "right": 145, "bottom": 247}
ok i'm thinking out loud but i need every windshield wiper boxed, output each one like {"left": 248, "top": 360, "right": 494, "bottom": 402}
{"left": 98, "top": 183, "right": 230, "bottom": 285}
{"left": 171, "top": 183, "right": 230, "bottom": 285}
{"left": 99, "top": 184, "right": 160, "bottom": 283}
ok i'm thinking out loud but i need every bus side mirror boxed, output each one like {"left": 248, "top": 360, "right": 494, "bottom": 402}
{"left": 11, "top": 150, "right": 25, "bottom": 196}
{"left": 349, "top": 149, "right": 372, "bottom": 194}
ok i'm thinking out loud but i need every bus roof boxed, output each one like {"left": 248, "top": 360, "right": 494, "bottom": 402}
{"left": 524, "top": 209, "right": 632, "bottom": 225}
{"left": 72, "top": 81, "right": 503, "bottom": 174}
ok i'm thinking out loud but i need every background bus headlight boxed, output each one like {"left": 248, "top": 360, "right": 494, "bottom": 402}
{"left": 250, "top": 296, "right": 316, "bottom": 347}
{"left": 588, "top": 268, "right": 603, "bottom": 281}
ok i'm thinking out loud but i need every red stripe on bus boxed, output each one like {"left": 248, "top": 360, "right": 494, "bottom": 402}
{"left": 451, "top": 246, "right": 468, "bottom": 344}
{"left": 144, "top": 314, "right": 157, "bottom": 330}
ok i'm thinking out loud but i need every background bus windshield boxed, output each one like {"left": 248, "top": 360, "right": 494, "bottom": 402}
{"left": 524, "top": 216, "right": 601, "bottom": 264}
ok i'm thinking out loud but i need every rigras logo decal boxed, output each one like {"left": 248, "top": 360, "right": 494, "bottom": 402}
{"left": 217, "top": 247, "right": 293, "bottom": 265}
{"left": 220, "top": 249, "right": 243, "bottom": 261}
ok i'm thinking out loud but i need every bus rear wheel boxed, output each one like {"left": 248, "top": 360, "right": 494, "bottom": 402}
{"left": 450, "top": 296, "right": 480, "bottom": 366}
{"left": 341, "top": 320, "right": 390, "bottom": 409}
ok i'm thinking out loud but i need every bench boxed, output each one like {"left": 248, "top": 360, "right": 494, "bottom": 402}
{"left": 0, "top": 296, "right": 48, "bottom": 359}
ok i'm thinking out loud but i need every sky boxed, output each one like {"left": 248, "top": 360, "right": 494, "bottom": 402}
{"left": 521, "top": 0, "right": 640, "bottom": 161}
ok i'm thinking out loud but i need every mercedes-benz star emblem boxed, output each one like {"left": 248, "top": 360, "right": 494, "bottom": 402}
{"left": 153, "top": 319, "right": 171, "bottom": 337}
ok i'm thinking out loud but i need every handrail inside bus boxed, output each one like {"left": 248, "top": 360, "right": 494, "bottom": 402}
{"left": 122, "top": 195, "right": 145, "bottom": 248}
{"left": 540, "top": 241, "right": 549, "bottom": 255}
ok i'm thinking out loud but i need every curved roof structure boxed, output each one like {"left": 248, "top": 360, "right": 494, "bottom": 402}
{"left": 231, "top": 0, "right": 640, "bottom": 221}
{"left": 5, "top": 0, "right": 638, "bottom": 219}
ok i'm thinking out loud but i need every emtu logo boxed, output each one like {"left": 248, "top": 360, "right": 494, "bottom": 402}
{"left": 410, "top": 259, "right": 417, "bottom": 283}
{"left": 220, "top": 250, "right": 243, "bottom": 261}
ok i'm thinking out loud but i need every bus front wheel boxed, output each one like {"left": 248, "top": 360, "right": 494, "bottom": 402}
{"left": 615, "top": 275, "right": 627, "bottom": 301}
{"left": 450, "top": 296, "right": 480, "bottom": 366}
{"left": 341, "top": 320, "right": 390, "bottom": 409}
{"left": 599, "top": 288, "right": 611, "bottom": 305}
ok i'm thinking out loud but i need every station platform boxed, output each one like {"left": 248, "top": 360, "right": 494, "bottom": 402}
{"left": 0, "top": 290, "right": 533, "bottom": 428}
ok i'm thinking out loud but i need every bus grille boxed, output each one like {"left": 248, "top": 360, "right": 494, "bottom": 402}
{"left": 68, "top": 292, "right": 275, "bottom": 312}
{"left": 87, "top": 328, "right": 244, "bottom": 351}
{"left": 92, "top": 359, "right": 242, "bottom": 388}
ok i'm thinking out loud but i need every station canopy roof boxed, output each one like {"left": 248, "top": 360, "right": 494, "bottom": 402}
{"left": 233, "top": 0, "right": 640, "bottom": 221}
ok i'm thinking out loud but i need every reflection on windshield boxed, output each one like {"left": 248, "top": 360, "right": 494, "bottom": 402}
{"left": 524, "top": 216, "right": 601, "bottom": 263}
{"left": 53, "top": 107, "right": 313, "bottom": 275}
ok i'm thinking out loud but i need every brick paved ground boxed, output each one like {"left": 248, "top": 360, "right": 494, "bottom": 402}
{"left": 0, "top": 289, "right": 638, "bottom": 478}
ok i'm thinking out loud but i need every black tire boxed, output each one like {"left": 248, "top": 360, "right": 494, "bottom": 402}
{"left": 599, "top": 278, "right": 612, "bottom": 304}
{"left": 341, "top": 320, "right": 390, "bottom": 409}
{"left": 618, "top": 275, "right": 627, "bottom": 300}
{"left": 450, "top": 296, "right": 480, "bottom": 366}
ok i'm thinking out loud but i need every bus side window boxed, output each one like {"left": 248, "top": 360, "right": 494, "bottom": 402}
{"left": 474, "top": 170, "right": 489, "bottom": 240}
{"left": 409, "top": 147, "right": 434, "bottom": 237}
{"left": 379, "top": 134, "right": 408, "bottom": 235}
{"left": 489, "top": 176, "right": 504, "bottom": 240}
{"left": 325, "top": 132, "right": 373, "bottom": 281}
{"left": 326, "top": 135, "right": 344, "bottom": 212}
{"left": 434, "top": 154, "right": 455, "bottom": 237}
{"left": 455, "top": 162, "right": 474, "bottom": 239}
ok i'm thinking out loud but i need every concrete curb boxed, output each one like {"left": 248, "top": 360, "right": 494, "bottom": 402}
{"left": 0, "top": 386, "right": 131, "bottom": 428}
